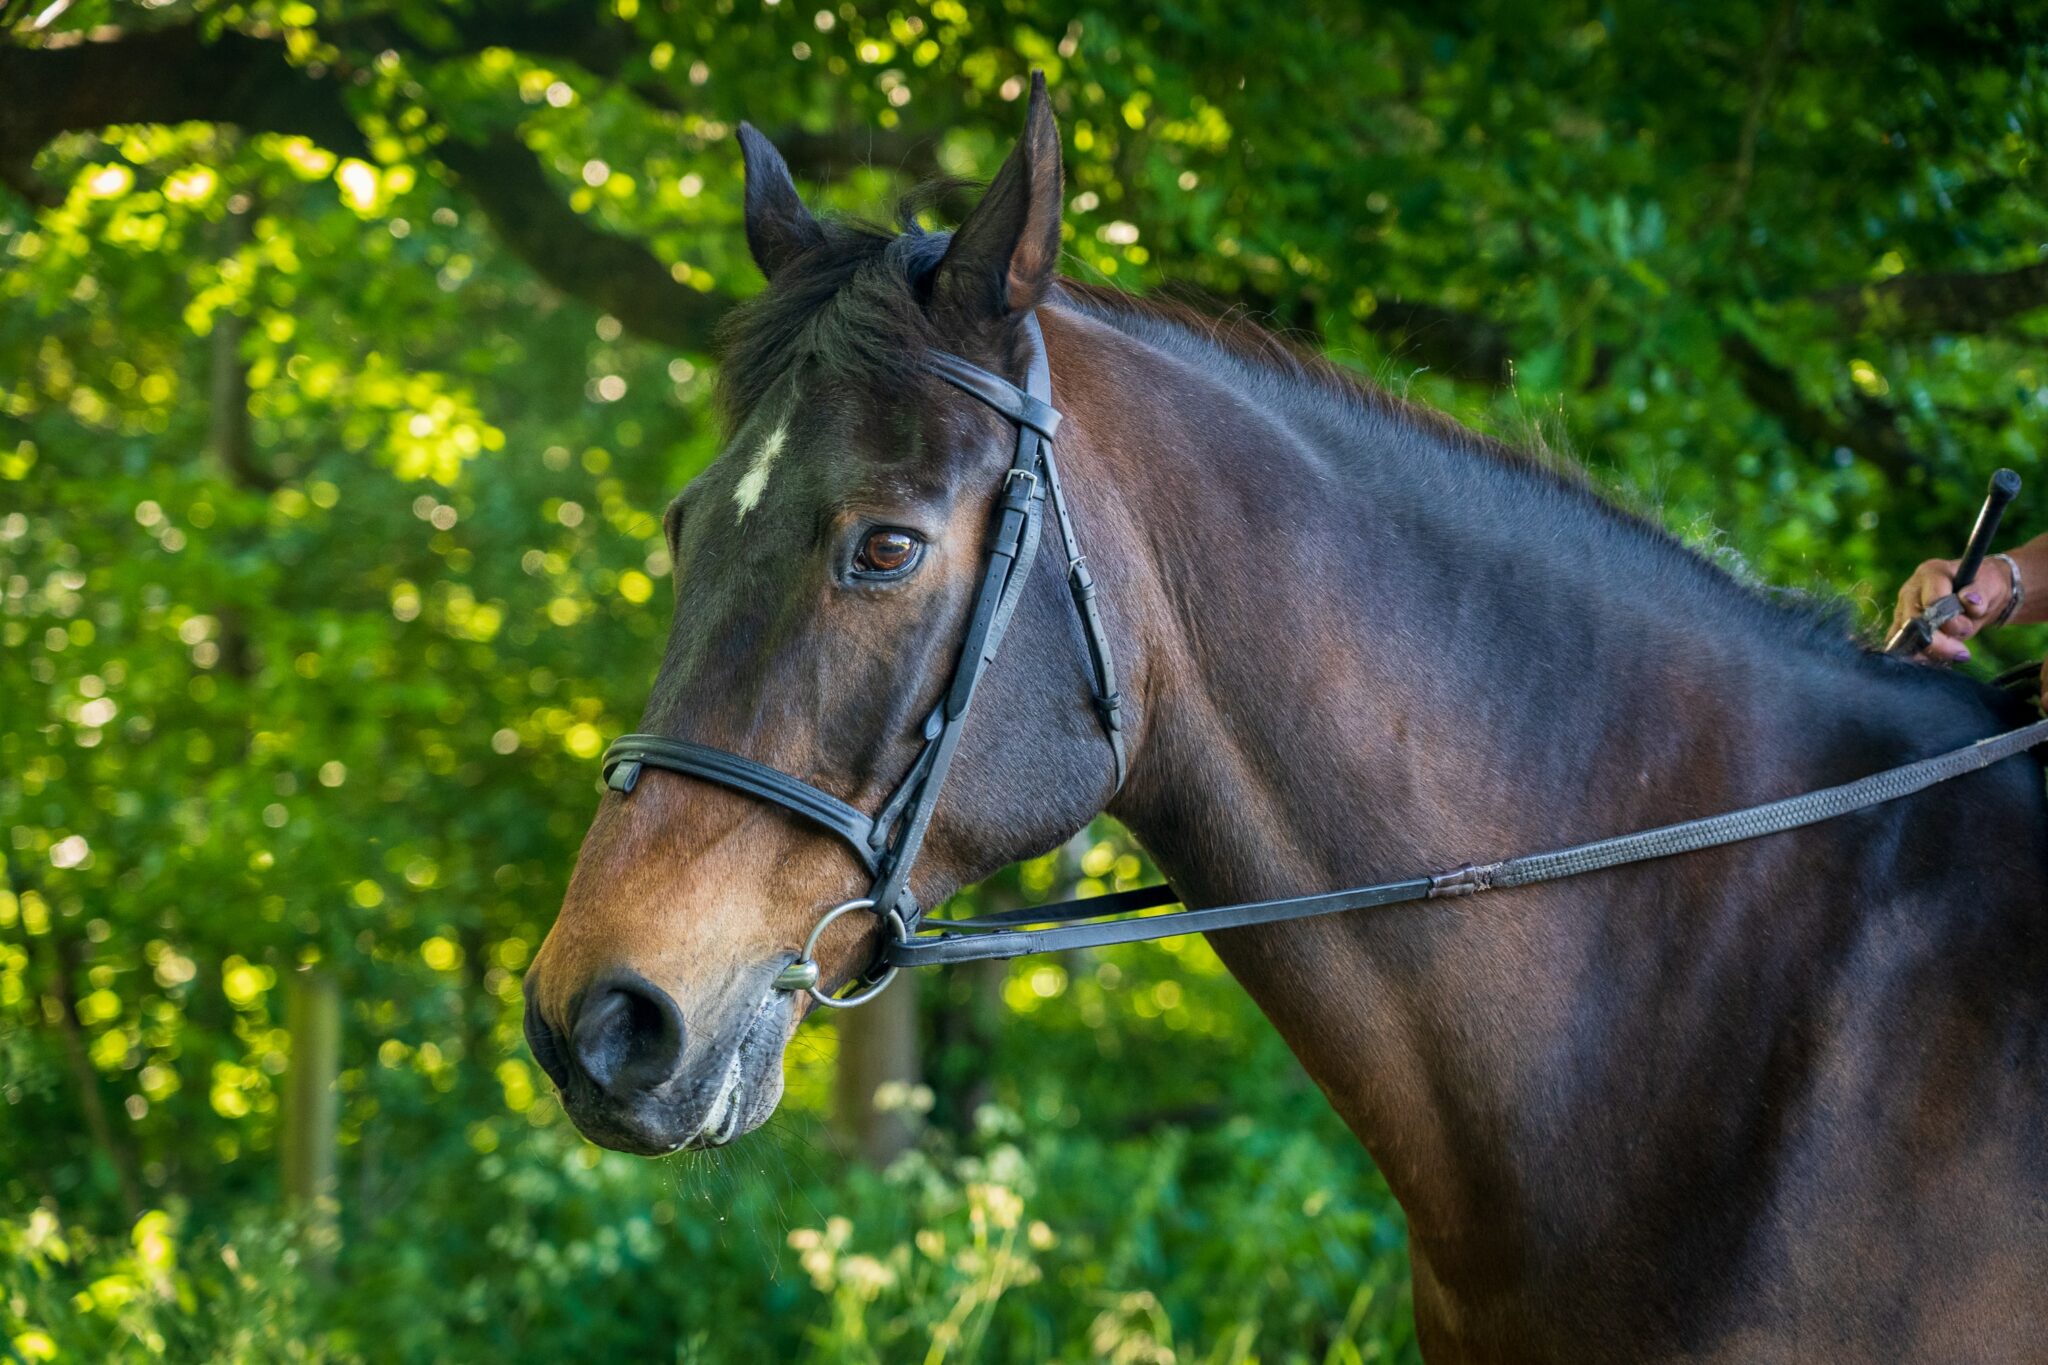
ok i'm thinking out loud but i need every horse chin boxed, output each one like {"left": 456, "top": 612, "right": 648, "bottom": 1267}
{"left": 678, "top": 1029, "right": 788, "bottom": 1152}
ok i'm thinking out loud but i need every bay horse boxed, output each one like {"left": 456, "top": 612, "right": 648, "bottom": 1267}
{"left": 524, "top": 79, "right": 2048, "bottom": 1360}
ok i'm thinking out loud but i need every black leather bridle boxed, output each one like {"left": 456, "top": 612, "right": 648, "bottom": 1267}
{"left": 601, "top": 313, "right": 1127, "bottom": 1006}
{"left": 600, "top": 312, "right": 2048, "bottom": 1009}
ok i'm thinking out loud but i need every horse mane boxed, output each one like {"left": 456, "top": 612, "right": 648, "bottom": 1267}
{"left": 717, "top": 207, "right": 1620, "bottom": 533}
{"left": 716, "top": 212, "right": 1536, "bottom": 473}
{"left": 711, "top": 206, "right": 1930, "bottom": 676}
{"left": 1053, "top": 278, "right": 1542, "bottom": 469}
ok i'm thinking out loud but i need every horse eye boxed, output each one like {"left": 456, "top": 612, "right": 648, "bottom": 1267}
{"left": 853, "top": 528, "right": 920, "bottom": 577}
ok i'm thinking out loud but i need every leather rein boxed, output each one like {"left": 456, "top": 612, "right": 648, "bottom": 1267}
{"left": 600, "top": 312, "right": 2048, "bottom": 1008}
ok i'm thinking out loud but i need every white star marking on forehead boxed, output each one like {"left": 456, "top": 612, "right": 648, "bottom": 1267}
{"left": 732, "top": 421, "right": 787, "bottom": 523}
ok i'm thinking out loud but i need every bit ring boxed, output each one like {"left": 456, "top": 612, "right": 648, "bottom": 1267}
{"left": 774, "top": 899, "right": 906, "bottom": 1009}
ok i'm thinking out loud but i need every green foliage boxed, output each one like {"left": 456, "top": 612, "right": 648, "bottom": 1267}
{"left": 1, "top": 1207, "right": 326, "bottom": 1362}
{"left": 4, "top": 927, "right": 1411, "bottom": 1363}
{"left": 3, "top": 0, "right": 2044, "bottom": 1358}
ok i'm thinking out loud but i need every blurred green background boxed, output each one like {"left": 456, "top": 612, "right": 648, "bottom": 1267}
{"left": 3, "top": 0, "right": 2043, "bottom": 1360}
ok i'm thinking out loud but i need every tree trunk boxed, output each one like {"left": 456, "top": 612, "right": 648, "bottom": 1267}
{"left": 206, "top": 196, "right": 281, "bottom": 490}
{"left": 930, "top": 880, "right": 1018, "bottom": 1134}
{"left": 833, "top": 975, "right": 921, "bottom": 1167}
{"left": 281, "top": 965, "right": 342, "bottom": 1269}
{"left": 42, "top": 930, "right": 143, "bottom": 1224}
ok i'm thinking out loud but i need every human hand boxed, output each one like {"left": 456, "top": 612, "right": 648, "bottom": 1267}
{"left": 1889, "top": 556, "right": 2016, "bottom": 663}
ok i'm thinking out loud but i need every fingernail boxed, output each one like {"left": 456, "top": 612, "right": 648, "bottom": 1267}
{"left": 1959, "top": 648, "right": 1971, "bottom": 660}
{"left": 1964, "top": 592, "right": 1982, "bottom": 608}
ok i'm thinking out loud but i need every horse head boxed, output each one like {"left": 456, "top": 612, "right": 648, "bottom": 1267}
{"left": 523, "top": 79, "right": 1129, "bottom": 1154}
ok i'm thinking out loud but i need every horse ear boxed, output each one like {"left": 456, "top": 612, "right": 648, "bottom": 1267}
{"left": 737, "top": 122, "right": 824, "bottom": 281}
{"left": 932, "top": 72, "right": 1062, "bottom": 320}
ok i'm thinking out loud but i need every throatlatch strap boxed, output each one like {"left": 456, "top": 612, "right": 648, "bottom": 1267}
{"left": 1040, "top": 449, "right": 1126, "bottom": 788}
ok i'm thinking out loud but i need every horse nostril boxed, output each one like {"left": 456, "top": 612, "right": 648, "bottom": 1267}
{"left": 570, "top": 971, "right": 687, "bottom": 1095}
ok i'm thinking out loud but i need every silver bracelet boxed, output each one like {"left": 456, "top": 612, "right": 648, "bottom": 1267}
{"left": 1991, "top": 552, "right": 2024, "bottom": 627}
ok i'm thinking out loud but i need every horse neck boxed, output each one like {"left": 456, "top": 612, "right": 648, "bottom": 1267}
{"left": 1058, "top": 302, "right": 1922, "bottom": 879}
{"left": 1046, "top": 304, "right": 2042, "bottom": 1244}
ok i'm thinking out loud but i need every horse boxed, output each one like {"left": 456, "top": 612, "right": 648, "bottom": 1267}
{"left": 524, "top": 78, "right": 2048, "bottom": 1360}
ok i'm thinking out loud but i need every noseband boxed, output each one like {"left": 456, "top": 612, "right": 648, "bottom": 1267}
{"left": 598, "top": 312, "right": 2048, "bottom": 1010}
{"left": 600, "top": 313, "right": 1126, "bottom": 1005}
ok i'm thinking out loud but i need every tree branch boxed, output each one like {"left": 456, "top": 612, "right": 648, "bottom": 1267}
{"left": 207, "top": 201, "right": 287, "bottom": 492}
{"left": 1181, "top": 279, "right": 1517, "bottom": 387}
{"left": 0, "top": 27, "right": 369, "bottom": 206}
{"left": 435, "top": 131, "right": 728, "bottom": 350}
{"left": 326, "top": 3, "right": 649, "bottom": 99}
{"left": 1715, "top": 0, "right": 1802, "bottom": 220}
{"left": 1361, "top": 298, "right": 1515, "bottom": 386}
{"left": 1811, "top": 260, "right": 2048, "bottom": 338}
{"left": 0, "top": 22, "right": 735, "bottom": 348}
{"left": 1, "top": 20, "right": 938, "bottom": 352}
{"left": 1721, "top": 332, "right": 1925, "bottom": 480}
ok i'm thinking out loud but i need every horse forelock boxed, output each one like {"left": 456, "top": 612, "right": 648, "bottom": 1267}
{"left": 714, "top": 220, "right": 954, "bottom": 423}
